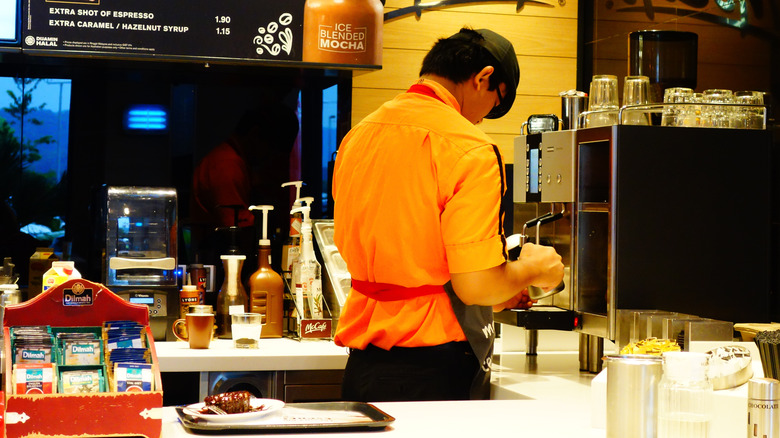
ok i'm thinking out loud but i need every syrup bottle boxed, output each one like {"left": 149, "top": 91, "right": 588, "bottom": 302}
{"left": 281, "top": 181, "right": 304, "bottom": 281}
{"left": 248, "top": 205, "right": 285, "bottom": 338}
{"left": 290, "top": 205, "right": 323, "bottom": 320}
{"left": 215, "top": 254, "right": 247, "bottom": 339}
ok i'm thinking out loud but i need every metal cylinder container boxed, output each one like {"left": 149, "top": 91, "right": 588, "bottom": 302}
{"left": 560, "top": 90, "right": 588, "bottom": 130}
{"left": 748, "top": 378, "right": 780, "bottom": 438}
{"left": 604, "top": 354, "right": 663, "bottom": 438}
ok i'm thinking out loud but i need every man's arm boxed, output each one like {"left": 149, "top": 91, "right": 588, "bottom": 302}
{"left": 449, "top": 242, "right": 563, "bottom": 307}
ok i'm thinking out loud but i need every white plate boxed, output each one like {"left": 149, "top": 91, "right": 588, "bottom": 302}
{"left": 183, "top": 398, "right": 285, "bottom": 424}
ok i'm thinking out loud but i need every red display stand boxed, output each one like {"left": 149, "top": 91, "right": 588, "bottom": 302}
{"left": 2, "top": 279, "right": 163, "bottom": 438}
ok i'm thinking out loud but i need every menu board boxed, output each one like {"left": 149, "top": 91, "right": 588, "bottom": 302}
{"left": 22, "top": 0, "right": 305, "bottom": 64}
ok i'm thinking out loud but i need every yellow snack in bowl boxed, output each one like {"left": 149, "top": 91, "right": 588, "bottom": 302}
{"left": 620, "top": 337, "right": 681, "bottom": 355}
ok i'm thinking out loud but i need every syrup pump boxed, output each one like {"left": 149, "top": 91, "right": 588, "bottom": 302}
{"left": 247, "top": 205, "right": 284, "bottom": 337}
{"left": 281, "top": 181, "right": 305, "bottom": 280}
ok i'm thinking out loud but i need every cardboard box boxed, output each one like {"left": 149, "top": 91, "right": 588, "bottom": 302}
{"left": 27, "top": 248, "right": 58, "bottom": 299}
{"left": 3, "top": 279, "right": 162, "bottom": 438}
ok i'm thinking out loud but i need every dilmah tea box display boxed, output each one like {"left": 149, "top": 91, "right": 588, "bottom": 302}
{"left": 2, "top": 279, "right": 163, "bottom": 438}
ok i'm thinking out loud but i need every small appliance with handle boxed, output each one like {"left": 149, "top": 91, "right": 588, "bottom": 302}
{"left": 505, "top": 207, "right": 566, "bottom": 300}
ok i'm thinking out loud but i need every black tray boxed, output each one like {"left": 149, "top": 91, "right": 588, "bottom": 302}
{"left": 175, "top": 401, "right": 395, "bottom": 434}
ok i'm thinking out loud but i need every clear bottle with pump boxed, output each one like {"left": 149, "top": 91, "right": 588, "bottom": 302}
{"left": 290, "top": 205, "right": 323, "bottom": 320}
{"left": 281, "top": 181, "right": 304, "bottom": 280}
{"left": 248, "top": 205, "right": 285, "bottom": 338}
{"left": 657, "top": 351, "right": 713, "bottom": 438}
{"left": 216, "top": 254, "right": 247, "bottom": 339}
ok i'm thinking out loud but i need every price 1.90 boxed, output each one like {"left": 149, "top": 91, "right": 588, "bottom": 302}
{"left": 215, "top": 16, "right": 231, "bottom": 24}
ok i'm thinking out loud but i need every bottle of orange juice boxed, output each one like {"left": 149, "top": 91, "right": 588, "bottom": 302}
{"left": 42, "top": 261, "right": 81, "bottom": 291}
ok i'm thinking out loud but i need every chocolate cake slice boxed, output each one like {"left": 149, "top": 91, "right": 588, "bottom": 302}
{"left": 204, "top": 390, "right": 252, "bottom": 414}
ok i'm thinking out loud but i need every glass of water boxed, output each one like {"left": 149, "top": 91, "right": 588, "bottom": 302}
{"left": 231, "top": 312, "right": 263, "bottom": 349}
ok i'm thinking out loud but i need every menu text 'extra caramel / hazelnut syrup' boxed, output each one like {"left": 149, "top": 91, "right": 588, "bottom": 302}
{"left": 302, "top": 0, "right": 383, "bottom": 66}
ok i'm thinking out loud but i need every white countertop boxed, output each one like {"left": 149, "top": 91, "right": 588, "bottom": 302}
{"left": 155, "top": 335, "right": 752, "bottom": 438}
{"left": 490, "top": 350, "right": 595, "bottom": 401}
{"left": 154, "top": 339, "right": 349, "bottom": 372}
{"left": 158, "top": 344, "right": 607, "bottom": 437}
{"left": 161, "top": 398, "right": 605, "bottom": 438}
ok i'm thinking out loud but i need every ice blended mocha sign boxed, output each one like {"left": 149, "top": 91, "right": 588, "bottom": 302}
{"left": 302, "top": 0, "right": 383, "bottom": 65}
{"left": 22, "top": 0, "right": 383, "bottom": 67}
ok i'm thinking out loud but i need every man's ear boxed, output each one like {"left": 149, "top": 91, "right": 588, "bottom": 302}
{"left": 473, "top": 65, "right": 495, "bottom": 92}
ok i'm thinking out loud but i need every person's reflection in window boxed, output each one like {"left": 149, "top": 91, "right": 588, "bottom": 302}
{"left": 188, "top": 104, "right": 299, "bottom": 277}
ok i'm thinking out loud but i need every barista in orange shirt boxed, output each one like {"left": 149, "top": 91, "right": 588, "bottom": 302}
{"left": 332, "top": 28, "right": 564, "bottom": 402}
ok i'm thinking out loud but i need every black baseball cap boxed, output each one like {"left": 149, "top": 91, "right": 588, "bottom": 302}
{"left": 448, "top": 28, "right": 520, "bottom": 119}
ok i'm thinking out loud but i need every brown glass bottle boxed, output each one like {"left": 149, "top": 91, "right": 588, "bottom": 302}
{"left": 250, "top": 243, "right": 285, "bottom": 338}
{"left": 302, "top": 0, "right": 383, "bottom": 66}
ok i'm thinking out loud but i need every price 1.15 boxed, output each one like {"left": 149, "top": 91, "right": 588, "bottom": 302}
{"left": 215, "top": 15, "right": 231, "bottom": 35}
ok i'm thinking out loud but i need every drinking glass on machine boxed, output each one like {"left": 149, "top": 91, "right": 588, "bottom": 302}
{"left": 584, "top": 74, "right": 619, "bottom": 127}
{"left": 231, "top": 312, "right": 263, "bottom": 349}
{"left": 689, "top": 92, "right": 704, "bottom": 127}
{"left": 734, "top": 91, "right": 765, "bottom": 129}
{"left": 661, "top": 87, "right": 693, "bottom": 127}
{"left": 702, "top": 89, "right": 733, "bottom": 128}
{"left": 622, "top": 75, "right": 651, "bottom": 125}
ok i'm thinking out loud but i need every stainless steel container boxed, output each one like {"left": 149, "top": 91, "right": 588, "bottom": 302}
{"left": 748, "top": 378, "right": 780, "bottom": 438}
{"left": 605, "top": 354, "right": 663, "bottom": 438}
{"left": 560, "top": 90, "right": 588, "bottom": 130}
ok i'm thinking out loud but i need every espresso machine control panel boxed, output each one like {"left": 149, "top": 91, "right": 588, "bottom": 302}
{"left": 514, "top": 130, "right": 576, "bottom": 204}
{"left": 118, "top": 290, "right": 168, "bottom": 340}
{"left": 118, "top": 290, "right": 167, "bottom": 317}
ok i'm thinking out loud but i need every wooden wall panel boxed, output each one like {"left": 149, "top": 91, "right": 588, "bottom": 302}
{"left": 354, "top": 52, "right": 576, "bottom": 99}
{"left": 384, "top": 0, "right": 578, "bottom": 19}
{"left": 350, "top": 1, "right": 579, "bottom": 164}
{"left": 382, "top": 13, "right": 578, "bottom": 58}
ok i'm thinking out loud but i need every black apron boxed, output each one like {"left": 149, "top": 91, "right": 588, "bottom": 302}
{"left": 443, "top": 281, "right": 494, "bottom": 400}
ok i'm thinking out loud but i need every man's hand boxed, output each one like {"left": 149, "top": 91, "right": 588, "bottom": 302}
{"left": 492, "top": 288, "right": 536, "bottom": 312}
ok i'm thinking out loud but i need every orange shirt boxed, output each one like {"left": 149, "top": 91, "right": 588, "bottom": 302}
{"left": 332, "top": 79, "right": 508, "bottom": 350}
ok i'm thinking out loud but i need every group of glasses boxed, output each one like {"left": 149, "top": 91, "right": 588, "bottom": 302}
{"left": 580, "top": 74, "right": 766, "bottom": 130}
{"left": 661, "top": 87, "right": 765, "bottom": 129}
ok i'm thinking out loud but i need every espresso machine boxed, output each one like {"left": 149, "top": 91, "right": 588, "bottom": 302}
{"left": 98, "top": 186, "right": 179, "bottom": 340}
{"left": 506, "top": 124, "right": 773, "bottom": 371}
